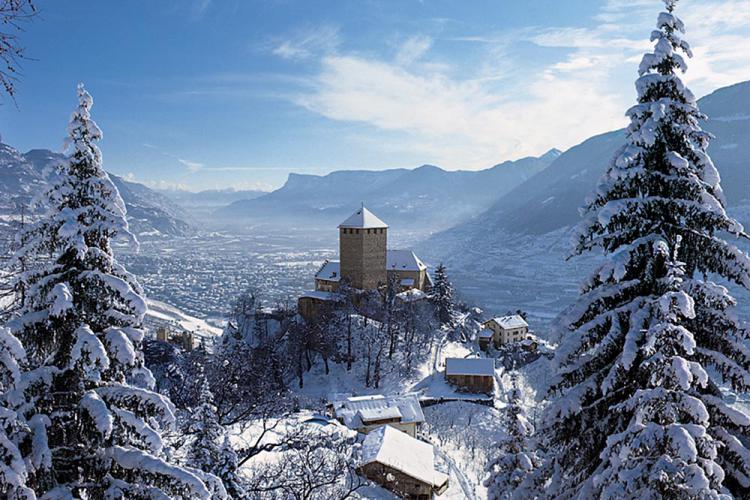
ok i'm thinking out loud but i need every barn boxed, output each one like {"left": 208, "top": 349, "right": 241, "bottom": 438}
{"left": 444, "top": 357, "right": 495, "bottom": 394}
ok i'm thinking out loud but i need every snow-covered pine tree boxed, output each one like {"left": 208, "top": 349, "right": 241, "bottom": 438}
{"left": 485, "top": 372, "right": 536, "bottom": 500}
{"left": 532, "top": 1, "right": 750, "bottom": 497}
{"left": 430, "top": 263, "right": 454, "bottom": 325}
{"left": 186, "top": 376, "right": 238, "bottom": 499}
{"left": 4, "top": 84, "right": 210, "bottom": 498}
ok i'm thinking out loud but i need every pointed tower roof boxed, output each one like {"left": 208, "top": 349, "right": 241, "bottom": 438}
{"left": 338, "top": 205, "right": 388, "bottom": 229}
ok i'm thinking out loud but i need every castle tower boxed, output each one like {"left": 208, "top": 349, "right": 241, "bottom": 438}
{"left": 339, "top": 205, "right": 388, "bottom": 290}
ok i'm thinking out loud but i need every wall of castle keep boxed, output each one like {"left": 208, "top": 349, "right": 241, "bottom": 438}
{"left": 340, "top": 227, "right": 387, "bottom": 290}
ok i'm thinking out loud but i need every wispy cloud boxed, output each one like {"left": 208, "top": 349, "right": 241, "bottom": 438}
{"left": 273, "top": 1, "right": 750, "bottom": 168}
{"left": 143, "top": 143, "right": 204, "bottom": 173}
{"left": 271, "top": 24, "right": 340, "bottom": 61}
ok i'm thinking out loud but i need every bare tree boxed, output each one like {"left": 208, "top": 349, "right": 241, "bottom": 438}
{"left": 244, "top": 425, "right": 365, "bottom": 500}
{"left": 1, "top": 0, "right": 36, "bottom": 101}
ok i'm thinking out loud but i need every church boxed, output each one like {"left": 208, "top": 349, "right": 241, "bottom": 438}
{"left": 298, "top": 205, "right": 431, "bottom": 320}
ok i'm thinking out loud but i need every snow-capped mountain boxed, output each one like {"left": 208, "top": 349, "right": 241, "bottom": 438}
{"left": 418, "top": 80, "right": 750, "bottom": 324}
{"left": 460, "top": 80, "right": 750, "bottom": 236}
{"left": 215, "top": 150, "right": 560, "bottom": 234}
{"left": 157, "top": 187, "right": 267, "bottom": 215}
{"left": 0, "top": 143, "right": 193, "bottom": 237}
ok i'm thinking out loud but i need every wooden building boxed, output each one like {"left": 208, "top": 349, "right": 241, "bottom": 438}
{"left": 358, "top": 425, "right": 449, "bottom": 499}
{"left": 445, "top": 357, "right": 495, "bottom": 394}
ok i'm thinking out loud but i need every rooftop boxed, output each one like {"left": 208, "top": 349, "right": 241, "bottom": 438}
{"left": 387, "top": 249, "right": 427, "bottom": 272}
{"left": 338, "top": 205, "right": 388, "bottom": 229}
{"left": 315, "top": 260, "right": 341, "bottom": 282}
{"left": 360, "top": 425, "right": 448, "bottom": 488}
{"left": 490, "top": 315, "right": 529, "bottom": 330}
{"left": 445, "top": 357, "right": 495, "bottom": 376}
{"left": 332, "top": 393, "right": 424, "bottom": 428}
{"left": 299, "top": 290, "right": 343, "bottom": 302}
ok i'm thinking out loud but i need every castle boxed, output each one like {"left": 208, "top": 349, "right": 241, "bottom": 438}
{"left": 298, "top": 205, "right": 431, "bottom": 319}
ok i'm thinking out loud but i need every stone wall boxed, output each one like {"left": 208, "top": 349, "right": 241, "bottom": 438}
{"left": 340, "top": 227, "right": 387, "bottom": 290}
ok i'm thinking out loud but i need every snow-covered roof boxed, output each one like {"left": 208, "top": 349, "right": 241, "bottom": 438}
{"left": 445, "top": 357, "right": 495, "bottom": 377}
{"left": 396, "top": 288, "right": 427, "bottom": 302}
{"left": 315, "top": 260, "right": 341, "bottom": 282}
{"left": 299, "top": 290, "right": 342, "bottom": 301}
{"left": 338, "top": 206, "right": 388, "bottom": 229}
{"left": 332, "top": 393, "right": 424, "bottom": 428}
{"left": 387, "top": 249, "right": 427, "bottom": 272}
{"left": 478, "top": 329, "right": 494, "bottom": 339}
{"left": 360, "top": 426, "right": 448, "bottom": 488}
{"left": 358, "top": 406, "right": 402, "bottom": 423}
{"left": 490, "top": 315, "right": 529, "bottom": 330}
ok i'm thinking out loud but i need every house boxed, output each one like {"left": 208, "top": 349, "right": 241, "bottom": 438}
{"left": 329, "top": 394, "right": 424, "bottom": 437}
{"left": 445, "top": 357, "right": 495, "bottom": 393}
{"left": 314, "top": 260, "right": 341, "bottom": 292}
{"left": 387, "top": 249, "right": 430, "bottom": 292}
{"left": 477, "top": 329, "right": 494, "bottom": 351}
{"left": 358, "top": 425, "right": 449, "bottom": 499}
{"left": 299, "top": 205, "right": 431, "bottom": 320}
{"left": 297, "top": 290, "right": 342, "bottom": 321}
{"left": 482, "top": 315, "right": 530, "bottom": 348}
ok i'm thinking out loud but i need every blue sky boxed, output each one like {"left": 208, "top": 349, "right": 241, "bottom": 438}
{"left": 3, "top": 0, "right": 750, "bottom": 191}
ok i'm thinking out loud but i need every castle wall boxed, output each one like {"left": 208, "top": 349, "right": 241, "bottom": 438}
{"left": 340, "top": 227, "right": 387, "bottom": 290}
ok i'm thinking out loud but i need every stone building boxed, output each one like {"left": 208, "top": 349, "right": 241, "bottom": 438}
{"left": 299, "top": 205, "right": 430, "bottom": 320}
{"left": 339, "top": 206, "right": 388, "bottom": 290}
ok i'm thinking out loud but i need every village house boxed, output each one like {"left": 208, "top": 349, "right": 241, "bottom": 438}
{"left": 329, "top": 393, "right": 425, "bottom": 437}
{"left": 482, "top": 315, "right": 530, "bottom": 348}
{"left": 299, "top": 205, "right": 431, "bottom": 320}
{"left": 358, "top": 425, "right": 449, "bottom": 499}
{"left": 445, "top": 357, "right": 495, "bottom": 394}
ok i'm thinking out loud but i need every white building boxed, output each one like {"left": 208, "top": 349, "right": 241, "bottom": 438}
{"left": 329, "top": 393, "right": 425, "bottom": 437}
{"left": 482, "top": 315, "right": 530, "bottom": 347}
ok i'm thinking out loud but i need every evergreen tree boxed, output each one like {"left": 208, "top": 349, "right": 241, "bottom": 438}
{"left": 532, "top": 1, "right": 750, "bottom": 497}
{"left": 485, "top": 372, "right": 536, "bottom": 500}
{"left": 430, "top": 263, "right": 454, "bottom": 325}
{"left": 3, "top": 84, "right": 209, "bottom": 498}
{"left": 187, "top": 377, "right": 240, "bottom": 499}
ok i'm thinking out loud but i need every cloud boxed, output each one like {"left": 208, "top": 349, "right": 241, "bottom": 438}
{"left": 142, "top": 143, "right": 204, "bottom": 173}
{"left": 395, "top": 35, "right": 433, "bottom": 66}
{"left": 272, "top": 24, "right": 340, "bottom": 61}
{"left": 262, "top": 1, "right": 750, "bottom": 170}
{"left": 178, "top": 158, "right": 204, "bottom": 172}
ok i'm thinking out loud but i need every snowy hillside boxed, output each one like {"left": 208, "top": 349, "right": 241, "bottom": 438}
{"left": 215, "top": 150, "right": 559, "bottom": 234}
{"left": 0, "top": 142, "right": 193, "bottom": 237}
{"left": 419, "top": 80, "right": 750, "bottom": 330}
{"left": 458, "top": 80, "right": 750, "bottom": 236}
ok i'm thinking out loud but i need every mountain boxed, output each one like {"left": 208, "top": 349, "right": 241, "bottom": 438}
{"left": 465, "top": 80, "right": 750, "bottom": 236}
{"left": 215, "top": 150, "right": 560, "bottom": 235}
{"left": 417, "top": 80, "right": 750, "bottom": 326}
{"left": 0, "top": 143, "right": 193, "bottom": 237}
{"left": 158, "top": 187, "right": 267, "bottom": 211}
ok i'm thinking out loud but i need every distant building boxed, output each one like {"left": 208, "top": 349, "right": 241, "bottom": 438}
{"left": 358, "top": 425, "right": 449, "bottom": 498}
{"left": 482, "top": 315, "right": 530, "bottom": 348}
{"left": 477, "top": 329, "right": 494, "bottom": 352}
{"left": 155, "top": 325, "right": 194, "bottom": 351}
{"left": 329, "top": 393, "right": 425, "bottom": 437}
{"left": 299, "top": 205, "right": 431, "bottom": 320}
{"left": 445, "top": 357, "right": 495, "bottom": 393}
